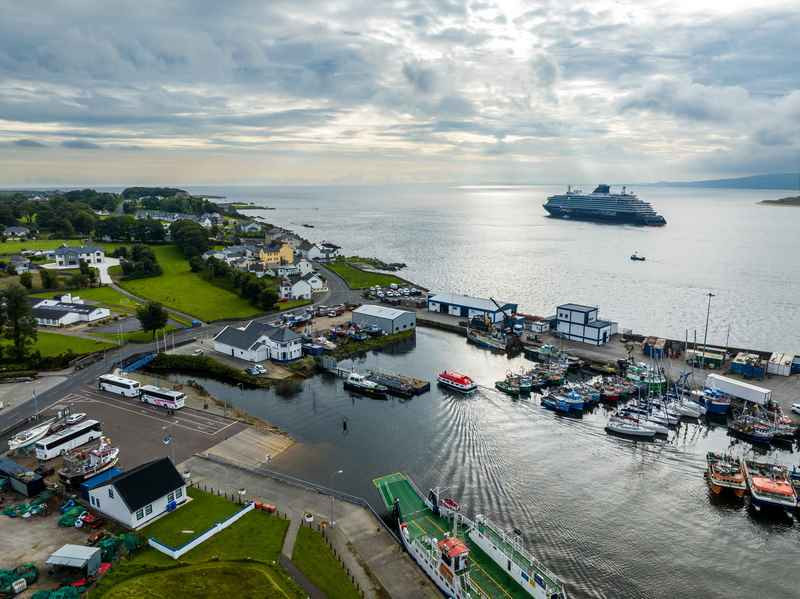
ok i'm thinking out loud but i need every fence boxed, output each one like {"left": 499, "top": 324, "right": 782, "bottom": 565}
{"left": 147, "top": 501, "right": 255, "bottom": 559}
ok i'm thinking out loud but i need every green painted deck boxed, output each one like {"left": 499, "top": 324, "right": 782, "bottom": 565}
{"left": 374, "top": 473, "right": 534, "bottom": 599}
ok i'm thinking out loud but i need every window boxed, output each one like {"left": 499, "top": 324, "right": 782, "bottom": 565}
{"left": 175, "top": 487, "right": 183, "bottom": 498}
{"left": 136, "top": 508, "right": 144, "bottom": 520}
{"left": 108, "top": 488, "right": 114, "bottom": 499}
{"left": 145, "top": 504, "right": 153, "bottom": 516}
{"left": 96, "top": 498, "right": 101, "bottom": 508}
{"left": 167, "top": 492, "right": 175, "bottom": 502}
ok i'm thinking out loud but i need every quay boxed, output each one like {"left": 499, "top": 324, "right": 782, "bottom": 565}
{"left": 324, "top": 360, "right": 430, "bottom": 396}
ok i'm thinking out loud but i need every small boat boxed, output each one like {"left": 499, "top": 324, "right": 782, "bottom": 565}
{"left": 467, "top": 329, "right": 507, "bottom": 351}
{"left": 494, "top": 379, "right": 520, "bottom": 397}
{"left": 559, "top": 390, "right": 585, "bottom": 412}
{"left": 728, "top": 416, "right": 774, "bottom": 445}
{"left": 701, "top": 389, "right": 731, "bottom": 415}
{"left": 605, "top": 415, "right": 656, "bottom": 439}
{"left": 58, "top": 437, "right": 120, "bottom": 486}
{"left": 618, "top": 410, "right": 668, "bottom": 435}
{"left": 706, "top": 452, "right": 747, "bottom": 497}
{"left": 541, "top": 394, "right": 571, "bottom": 415}
{"left": 437, "top": 371, "right": 477, "bottom": 393}
{"left": 630, "top": 252, "right": 646, "bottom": 261}
{"left": 744, "top": 460, "right": 797, "bottom": 516}
{"left": 343, "top": 372, "right": 388, "bottom": 398}
{"left": 8, "top": 422, "right": 53, "bottom": 452}
{"left": 65, "top": 412, "right": 86, "bottom": 426}
{"left": 790, "top": 467, "right": 800, "bottom": 497}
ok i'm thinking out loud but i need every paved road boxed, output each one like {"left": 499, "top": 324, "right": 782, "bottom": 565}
{"left": 0, "top": 261, "right": 361, "bottom": 439}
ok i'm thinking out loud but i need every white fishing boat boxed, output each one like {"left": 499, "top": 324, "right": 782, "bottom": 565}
{"left": 58, "top": 437, "right": 120, "bottom": 486}
{"left": 605, "top": 415, "right": 657, "bottom": 439}
{"left": 7, "top": 421, "right": 53, "bottom": 452}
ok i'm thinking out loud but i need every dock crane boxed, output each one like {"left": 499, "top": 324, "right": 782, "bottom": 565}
{"left": 489, "top": 297, "right": 514, "bottom": 333}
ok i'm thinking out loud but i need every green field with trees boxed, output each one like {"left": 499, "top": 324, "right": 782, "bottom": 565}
{"left": 326, "top": 259, "right": 407, "bottom": 289}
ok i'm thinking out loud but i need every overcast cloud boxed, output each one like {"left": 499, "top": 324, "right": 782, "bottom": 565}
{"left": 0, "top": 0, "right": 797, "bottom": 184}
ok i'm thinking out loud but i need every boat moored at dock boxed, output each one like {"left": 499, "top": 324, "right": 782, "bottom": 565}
{"left": 343, "top": 372, "right": 388, "bottom": 398}
{"left": 605, "top": 415, "right": 657, "bottom": 439}
{"left": 744, "top": 460, "right": 797, "bottom": 516}
{"left": 706, "top": 452, "right": 747, "bottom": 497}
{"left": 374, "top": 473, "right": 569, "bottom": 599}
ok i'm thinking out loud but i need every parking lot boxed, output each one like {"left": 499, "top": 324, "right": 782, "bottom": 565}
{"left": 47, "top": 387, "right": 246, "bottom": 468}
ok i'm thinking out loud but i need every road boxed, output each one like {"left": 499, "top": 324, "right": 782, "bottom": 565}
{"left": 0, "top": 262, "right": 360, "bottom": 440}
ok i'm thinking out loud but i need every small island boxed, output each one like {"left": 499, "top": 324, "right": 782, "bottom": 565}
{"left": 759, "top": 196, "right": 800, "bottom": 206}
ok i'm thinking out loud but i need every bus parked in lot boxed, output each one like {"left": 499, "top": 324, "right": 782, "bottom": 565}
{"left": 140, "top": 385, "right": 186, "bottom": 410}
{"left": 98, "top": 374, "right": 141, "bottom": 397}
{"left": 35, "top": 419, "right": 103, "bottom": 461}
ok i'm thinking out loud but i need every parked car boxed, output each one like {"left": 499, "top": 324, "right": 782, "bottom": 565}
{"left": 792, "top": 402, "right": 800, "bottom": 415}
{"left": 246, "top": 365, "right": 266, "bottom": 376}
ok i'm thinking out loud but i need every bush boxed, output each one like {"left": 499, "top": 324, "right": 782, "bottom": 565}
{"left": 144, "top": 353, "right": 269, "bottom": 388}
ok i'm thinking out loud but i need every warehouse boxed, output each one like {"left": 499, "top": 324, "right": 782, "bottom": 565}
{"left": 427, "top": 293, "right": 517, "bottom": 323}
{"left": 352, "top": 305, "right": 416, "bottom": 334}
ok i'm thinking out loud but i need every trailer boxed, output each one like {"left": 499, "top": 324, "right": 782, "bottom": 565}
{"left": 705, "top": 373, "right": 771, "bottom": 405}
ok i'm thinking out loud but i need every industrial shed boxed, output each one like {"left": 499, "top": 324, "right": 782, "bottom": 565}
{"left": 426, "top": 293, "right": 517, "bottom": 323}
{"left": 352, "top": 305, "right": 416, "bottom": 334}
{"left": 46, "top": 545, "right": 101, "bottom": 577}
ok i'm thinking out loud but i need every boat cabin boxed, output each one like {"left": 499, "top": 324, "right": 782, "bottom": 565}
{"left": 438, "top": 536, "right": 470, "bottom": 574}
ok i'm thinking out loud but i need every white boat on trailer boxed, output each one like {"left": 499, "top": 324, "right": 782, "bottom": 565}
{"left": 7, "top": 420, "right": 55, "bottom": 452}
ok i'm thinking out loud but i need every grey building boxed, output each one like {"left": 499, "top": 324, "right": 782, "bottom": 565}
{"left": 352, "top": 305, "right": 416, "bottom": 334}
{"left": 46, "top": 545, "right": 102, "bottom": 577}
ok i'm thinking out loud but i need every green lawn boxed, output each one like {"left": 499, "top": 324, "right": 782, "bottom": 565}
{"left": 292, "top": 525, "right": 361, "bottom": 599}
{"left": 2, "top": 331, "right": 115, "bottom": 357}
{"left": 95, "top": 325, "right": 180, "bottom": 345}
{"left": 326, "top": 259, "right": 406, "bottom": 289}
{"left": 0, "top": 238, "right": 78, "bottom": 255}
{"left": 143, "top": 487, "right": 242, "bottom": 549}
{"left": 116, "top": 246, "right": 260, "bottom": 321}
{"left": 276, "top": 299, "right": 312, "bottom": 311}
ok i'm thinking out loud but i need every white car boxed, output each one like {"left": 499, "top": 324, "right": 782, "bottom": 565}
{"left": 792, "top": 403, "right": 800, "bottom": 415}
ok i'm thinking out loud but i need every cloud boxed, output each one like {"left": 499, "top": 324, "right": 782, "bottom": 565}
{"left": 14, "top": 139, "right": 46, "bottom": 148}
{"left": 618, "top": 78, "right": 752, "bottom": 122}
{"left": 402, "top": 61, "right": 438, "bottom": 94}
{"left": 61, "top": 140, "right": 101, "bottom": 150}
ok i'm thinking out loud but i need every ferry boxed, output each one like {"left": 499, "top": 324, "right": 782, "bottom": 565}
{"left": 438, "top": 371, "right": 478, "bottom": 393}
{"left": 705, "top": 452, "right": 747, "bottom": 497}
{"left": 543, "top": 185, "right": 666, "bottom": 226}
{"left": 744, "top": 460, "right": 797, "bottom": 516}
{"left": 374, "top": 473, "right": 568, "bottom": 599}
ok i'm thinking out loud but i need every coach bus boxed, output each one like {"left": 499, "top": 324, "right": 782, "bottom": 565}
{"left": 35, "top": 419, "right": 103, "bottom": 461}
{"left": 98, "top": 374, "right": 141, "bottom": 398}
{"left": 140, "top": 385, "right": 186, "bottom": 410}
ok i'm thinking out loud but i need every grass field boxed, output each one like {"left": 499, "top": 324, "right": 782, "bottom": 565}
{"left": 95, "top": 325, "right": 180, "bottom": 345}
{"left": 4, "top": 331, "right": 115, "bottom": 357}
{"left": 116, "top": 246, "right": 260, "bottom": 321}
{"left": 143, "top": 487, "right": 242, "bottom": 549}
{"left": 292, "top": 525, "right": 361, "bottom": 599}
{"left": 326, "top": 259, "right": 406, "bottom": 289}
{"left": 0, "top": 238, "right": 77, "bottom": 255}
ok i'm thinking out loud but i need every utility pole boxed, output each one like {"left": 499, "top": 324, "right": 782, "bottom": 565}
{"left": 702, "top": 293, "right": 715, "bottom": 369}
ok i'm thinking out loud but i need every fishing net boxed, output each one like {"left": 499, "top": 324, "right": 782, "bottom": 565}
{"left": 47, "top": 586, "right": 81, "bottom": 599}
{"left": 99, "top": 537, "right": 122, "bottom": 561}
{"left": 31, "top": 590, "right": 53, "bottom": 599}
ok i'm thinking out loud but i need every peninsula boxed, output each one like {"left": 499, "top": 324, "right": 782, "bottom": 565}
{"left": 760, "top": 196, "right": 800, "bottom": 206}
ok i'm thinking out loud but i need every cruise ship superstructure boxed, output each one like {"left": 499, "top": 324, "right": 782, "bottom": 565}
{"left": 543, "top": 184, "right": 666, "bottom": 226}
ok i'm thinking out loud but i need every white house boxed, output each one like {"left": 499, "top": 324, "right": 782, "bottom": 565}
{"left": 30, "top": 296, "right": 110, "bottom": 326}
{"left": 54, "top": 246, "right": 105, "bottom": 267}
{"left": 87, "top": 457, "right": 187, "bottom": 529}
{"left": 3, "top": 226, "right": 31, "bottom": 239}
{"left": 238, "top": 221, "right": 262, "bottom": 234}
{"left": 279, "top": 277, "right": 312, "bottom": 301}
{"left": 303, "top": 243, "right": 323, "bottom": 261}
{"left": 555, "top": 303, "right": 617, "bottom": 346}
{"left": 213, "top": 320, "right": 303, "bottom": 363}
{"left": 9, "top": 255, "right": 31, "bottom": 274}
{"left": 301, "top": 272, "right": 327, "bottom": 293}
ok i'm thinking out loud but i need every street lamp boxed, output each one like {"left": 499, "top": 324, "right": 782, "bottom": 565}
{"left": 329, "top": 469, "right": 343, "bottom": 528}
{"left": 702, "top": 292, "right": 716, "bottom": 369}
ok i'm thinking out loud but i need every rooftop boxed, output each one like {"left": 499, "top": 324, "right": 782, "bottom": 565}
{"left": 558, "top": 303, "right": 597, "bottom": 313}
{"left": 428, "top": 293, "right": 516, "bottom": 312}
{"left": 46, "top": 545, "right": 100, "bottom": 568}
{"left": 354, "top": 304, "right": 413, "bottom": 320}
{"left": 102, "top": 457, "right": 184, "bottom": 512}
{"left": 54, "top": 246, "right": 103, "bottom": 256}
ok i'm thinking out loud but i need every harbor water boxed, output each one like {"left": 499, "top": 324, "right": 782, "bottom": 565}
{"left": 167, "top": 328, "right": 800, "bottom": 599}
{"left": 183, "top": 183, "right": 800, "bottom": 352}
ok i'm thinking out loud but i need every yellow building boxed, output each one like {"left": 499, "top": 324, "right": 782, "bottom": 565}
{"left": 259, "top": 241, "right": 294, "bottom": 265}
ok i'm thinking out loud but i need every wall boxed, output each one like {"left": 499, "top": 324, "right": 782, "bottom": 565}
{"left": 89, "top": 484, "right": 135, "bottom": 527}
{"left": 148, "top": 501, "right": 255, "bottom": 559}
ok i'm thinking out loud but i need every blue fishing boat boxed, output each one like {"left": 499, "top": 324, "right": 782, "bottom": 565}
{"left": 541, "top": 394, "right": 571, "bottom": 415}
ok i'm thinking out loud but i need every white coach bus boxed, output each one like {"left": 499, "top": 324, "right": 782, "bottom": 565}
{"left": 98, "top": 374, "right": 141, "bottom": 398}
{"left": 140, "top": 385, "right": 186, "bottom": 410}
{"left": 35, "top": 419, "right": 103, "bottom": 461}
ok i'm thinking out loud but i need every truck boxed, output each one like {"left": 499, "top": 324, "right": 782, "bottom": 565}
{"left": 705, "top": 373, "right": 771, "bottom": 405}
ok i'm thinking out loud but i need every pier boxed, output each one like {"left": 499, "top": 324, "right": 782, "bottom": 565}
{"left": 322, "top": 357, "right": 430, "bottom": 396}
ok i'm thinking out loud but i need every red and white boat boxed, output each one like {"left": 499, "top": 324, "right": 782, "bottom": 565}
{"left": 437, "top": 371, "right": 477, "bottom": 393}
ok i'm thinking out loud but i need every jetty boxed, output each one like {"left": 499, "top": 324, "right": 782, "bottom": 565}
{"left": 322, "top": 357, "right": 429, "bottom": 396}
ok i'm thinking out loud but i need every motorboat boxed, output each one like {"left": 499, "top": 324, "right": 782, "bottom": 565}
{"left": 792, "top": 402, "right": 800, "bottom": 415}
{"left": 605, "top": 415, "right": 656, "bottom": 439}
{"left": 437, "top": 371, "right": 478, "bottom": 393}
{"left": 541, "top": 394, "right": 571, "bottom": 415}
{"left": 630, "top": 252, "right": 646, "bottom": 261}
{"left": 343, "top": 372, "right": 388, "bottom": 398}
{"left": 8, "top": 422, "right": 53, "bottom": 452}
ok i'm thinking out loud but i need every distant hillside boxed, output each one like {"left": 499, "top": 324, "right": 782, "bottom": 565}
{"left": 654, "top": 173, "right": 800, "bottom": 190}
{"left": 760, "top": 196, "right": 800, "bottom": 206}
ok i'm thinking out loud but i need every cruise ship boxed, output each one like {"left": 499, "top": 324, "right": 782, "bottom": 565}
{"left": 543, "top": 185, "right": 666, "bottom": 226}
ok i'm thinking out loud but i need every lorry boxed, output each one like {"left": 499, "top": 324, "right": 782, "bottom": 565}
{"left": 705, "top": 373, "right": 771, "bottom": 405}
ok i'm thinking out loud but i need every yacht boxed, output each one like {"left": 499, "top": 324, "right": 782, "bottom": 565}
{"left": 544, "top": 185, "right": 666, "bottom": 226}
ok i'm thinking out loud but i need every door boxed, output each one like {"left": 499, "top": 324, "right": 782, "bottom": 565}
{"left": 602, "top": 331, "right": 608, "bottom": 344}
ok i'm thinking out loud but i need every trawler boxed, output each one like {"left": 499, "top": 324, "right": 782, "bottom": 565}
{"left": 543, "top": 185, "right": 666, "bottom": 226}
{"left": 374, "top": 473, "right": 568, "bottom": 599}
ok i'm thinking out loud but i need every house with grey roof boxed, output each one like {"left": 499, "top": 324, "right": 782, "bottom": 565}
{"left": 9, "top": 255, "right": 32, "bottom": 274}
{"left": 30, "top": 295, "right": 111, "bottom": 326}
{"left": 3, "top": 225, "right": 31, "bottom": 238}
{"left": 213, "top": 320, "right": 302, "bottom": 362}
{"left": 54, "top": 246, "right": 105, "bottom": 266}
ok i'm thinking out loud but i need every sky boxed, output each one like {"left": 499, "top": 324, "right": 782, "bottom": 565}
{"left": 0, "top": 0, "right": 798, "bottom": 185}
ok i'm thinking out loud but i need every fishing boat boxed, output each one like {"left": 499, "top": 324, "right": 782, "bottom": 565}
{"left": 7, "top": 421, "right": 55, "bottom": 452}
{"left": 58, "top": 437, "right": 120, "bottom": 486}
{"left": 343, "top": 372, "right": 388, "bottom": 398}
{"left": 790, "top": 467, "right": 800, "bottom": 498}
{"left": 705, "top": 452, "right": 747, "bottom": 497}
{"left": 744, "top": 460, "right": 797, "bottom": 516}
{"left": 728, "top": 415, "right": 774, "bottom": 445}
{"left": 437, "top": 371, "right": 478, "bottom": 393}
{"left": 625, "top": 362, "right": 668, "bottom": 395}
{"left": 366, "top": 371, "right": 415, "bottom": 398}
{"left": 605, "top": 415, "right": 656, "bottom": 439}
{"left": 495, "top": 379, "right": 520, "bottom": 397}
{"left": 698, "top": 388, "right": 731, "bottom": 416}
{"left": 630, "top": 252, "right": 646, "bottom": 261}
{"left": 373, "top": 473, "right": 569, "bottom": 599}
{"left": 467, "top": 328, "right": 507, "bottom": 351}
{"left": 541, "top": 394, "right": 572, "bottom": 415}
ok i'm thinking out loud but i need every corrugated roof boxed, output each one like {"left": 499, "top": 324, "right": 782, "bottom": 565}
{"left": 428, "top": 293, "right": 515, "bottom": 312}
{"left": 47, "top": 544, "right": 100, "bottom": 567}
{"left": 354, "top": 304, "right": 413, "bottom": 320}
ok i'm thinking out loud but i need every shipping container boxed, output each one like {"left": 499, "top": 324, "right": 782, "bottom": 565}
{"left": 705, "top": 374, "right": 771, "bottom": 405}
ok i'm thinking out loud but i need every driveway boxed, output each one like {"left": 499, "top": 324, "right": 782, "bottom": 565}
{"left": 40, "top": 257, "right": 120, "bottom": 285}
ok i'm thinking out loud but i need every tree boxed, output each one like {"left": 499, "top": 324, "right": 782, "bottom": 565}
{"left": 78, "top": 259, "right": 98, "bottom": 287}
{"left": 258, "top": 288, "right": 279, "bottom": 311}
{"left": 19, "top": 272, "right": 33, "bottom": 289}
{"left": 136, "top": 301, "right": 168, "bottom": 340}
{"left": 0, "top": 284, "right": 38, "bottom": 361}
{"left": 40, "top": 269, "right": 59, "bottom": 290}
{"left": 170, "top": 220, "right": 210, "bottom": 258}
